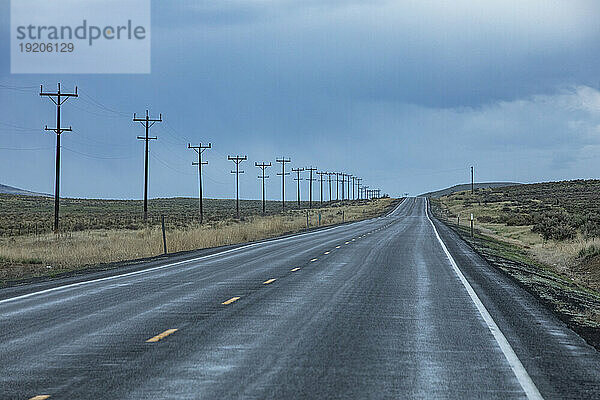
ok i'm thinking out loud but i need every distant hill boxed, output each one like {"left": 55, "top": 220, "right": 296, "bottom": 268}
{"left": 0, "top": 184, "right": 50, "bottom": 197}
{"left": 420, "top": 182, "right": 521, "bottom": 198}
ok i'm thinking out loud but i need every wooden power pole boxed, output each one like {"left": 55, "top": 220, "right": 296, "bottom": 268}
{"left": 255, "top": 162, "right": 271, "bottom": 214}
{"left": 133, "top": 110, "right": 162, "bottom": 221}
{"left": 188, "top": 143, "right": 211, "bottom": 223}
{"left": 228, "top": 155, "right": 247, "bottom": 218}
{"left": 40, "top": 83, "right": 78, "bottom": 233}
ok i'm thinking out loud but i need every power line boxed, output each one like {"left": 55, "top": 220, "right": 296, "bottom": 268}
{"left": 276, "top": 157, "right": 291, "bottom": 211}
{"left": 62, "top": 146, "right": 133, "bottom": 160}
{"left": 228, "top": 155, "right": 247, "bottom": 218}
{"left": 134, "top": 109, "right": 162, "bottom": 221}
{"left": 79, "top": 90, "right": 130, "bottom": 117}
{"left": 0, "top": 146, "right": 53, "bottom": 151}
{"left": 255, "top": 162, "right": 271, "bottom": 214}
{"left": 189, "top": 142, "right": 211, "bottom": 223}
{"left": 40, "top": 82, "right": 78, "bottom": 233}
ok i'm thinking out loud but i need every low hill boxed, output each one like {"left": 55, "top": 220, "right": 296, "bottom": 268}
{"left": 420, "top": 182, "right": 520, "bottom": 198}
{"left": 0, "top": 184, "right": 49, "bottom": 197}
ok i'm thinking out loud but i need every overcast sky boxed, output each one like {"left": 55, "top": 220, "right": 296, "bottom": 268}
{"left": 2, "top": 0, "right": 600, "bottom": 200}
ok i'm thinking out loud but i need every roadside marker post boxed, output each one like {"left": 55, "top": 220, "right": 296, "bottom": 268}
{"left": 470, "top": 213, "right": 474, "bottom": 238}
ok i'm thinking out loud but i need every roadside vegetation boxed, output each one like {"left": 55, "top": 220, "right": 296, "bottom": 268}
{"left": 432, "top": 180, "right": 600, "bottom": 347}
{"left": 0, "top": 197, "right": 395, "bottom": 285}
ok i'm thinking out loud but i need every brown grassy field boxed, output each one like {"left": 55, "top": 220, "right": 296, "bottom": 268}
{"left": 0, "top": 197, "right": 395, "bottom": 285}
{"left": 433, "top": 180, "right": 600, "bottom": 296}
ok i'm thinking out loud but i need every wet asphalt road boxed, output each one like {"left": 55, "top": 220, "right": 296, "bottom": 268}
{"left": 2, "top": 197, "right": 600, "bottom": 399}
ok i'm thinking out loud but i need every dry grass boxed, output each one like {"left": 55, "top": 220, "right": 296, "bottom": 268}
{"left": 0, "top": 198, "right": 393, "bottom": 284}
{"left": 437, "top": 191, "right": 600, "bottom": 289}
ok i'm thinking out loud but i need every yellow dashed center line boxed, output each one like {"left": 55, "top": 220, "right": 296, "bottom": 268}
{"left": 146, "top": 328, "right": 178, "bottom": 343}
{"left": 352, "top": 239, "right": 356, "bottom": 241}
{"left": 29, "top": 396, "right": 51, "bottom": 400}
{"left": 336, "top": 245, "right": 341, "bottom": 249}
{"left": 345, "top": 241, "right": 350, "bottom": 245}
{"left": 263, "top": 278, "right": 277, "bottom": 284}
{"left": 310, "top": 258, "right": 318, "bottom": 262}
{"left": 291, "top": 267, "right": 301, "bottom": 272}
{"left": 324, "top": 251, "right": 330, "bottom": 255}
{"left": 222, "top": 296, "right": 241, "bottom": 305}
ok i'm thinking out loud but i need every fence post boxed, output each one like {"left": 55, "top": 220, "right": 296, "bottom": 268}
{"left": 161, "top": 215, "right": 168, "bottom": 254}
{"left": 342, "top": 210, "right": 345, "bottom": 223}
{"left": 318, "top": 212, "right": 321, "bottom": 226}
{"left": 306, "top": 211, "right": 309, "bottom": 229}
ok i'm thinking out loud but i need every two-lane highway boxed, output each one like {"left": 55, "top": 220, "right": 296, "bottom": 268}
{"left": 2, "top": 198, "right": 600, "bottom": 399}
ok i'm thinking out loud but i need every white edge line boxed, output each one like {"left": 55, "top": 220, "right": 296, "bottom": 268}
{"left": 0, "top": 200, "right": 407, "bottom": 305}
{"left": 424, "top": 199, "right": 543, "bottom": 400}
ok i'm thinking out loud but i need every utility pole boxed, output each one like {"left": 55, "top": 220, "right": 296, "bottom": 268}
{"left": 317, "top": 171, "right": 326, "bottom": 206}
{"left": 188, "top": 143, "right": 211, "bottom": 224}
{"left": 292, "top": 167, "right": 304, "bottom": 207}
{"left": 327, "top": 172, "right": 335, "bottom": 202}
{"left": 356, "top": 177, "right": 362, "bottom": 200}
{"left": 40, "top": 83, "right": 78, "bottom": 233}
{"left": 276, "top": 157, "right": 291, "bottom": 211}
{"left": 346, "top": 174, "right": 352, "bottom": 201}
{"left": 134, "top": 110, "right": 162, "bottom": 221}
{"left": 364, "top": 186, "right": 370, "bottom": 200}
{"left": 255, "top": 162, "right": 271, "bottom": 215}
{"left": 306, "top": 166, "right": 317, "bottom": 209}
{"left": 228, "top": 155, "right": 247, "bottom": 218}
{"left": 471, "top": 166, "right": 474, "bottom": 194}
{"left": 336, "top": 173, "right": 341, "bottom": 201}
{"left": 341, "top": 173, "right": 346, "bottom": 201}
{"left": 351, "top": 176, "right": 356, "bottom": 200}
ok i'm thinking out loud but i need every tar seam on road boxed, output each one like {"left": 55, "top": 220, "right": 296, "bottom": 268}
{"left": 146, "top": 329, "right": 178, "bottom": 343}
{"left": 0, "top": 209, "right": 392, "bottom": 306}
{"left": 424, "top": 198, "right": 544, "bottom": 400}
